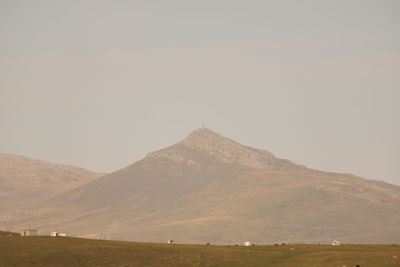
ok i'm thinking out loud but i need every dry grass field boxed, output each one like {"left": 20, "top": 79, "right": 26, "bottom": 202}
{"left": 1, "top": 235, "right": 399, "bottom": 266}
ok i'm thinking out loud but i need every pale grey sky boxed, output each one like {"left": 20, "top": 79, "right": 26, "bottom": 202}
{"left": 1, "top": 0, "right": 399, "bottom": 185}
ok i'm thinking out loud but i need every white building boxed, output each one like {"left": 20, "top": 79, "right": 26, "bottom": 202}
{"left": 332, "top": 240, "right": 341, "bottom": 246}
{"left": 167, "top": 240, "right": 174, "bottom": 244}
{"left": 50, "top": 232, "right": 58, "bottom": 237}
{"left": 21, "top": 229, "right": 37, "bottom": 236}
{"left": 243, "top": 241, "right": 252, "bottom": 246}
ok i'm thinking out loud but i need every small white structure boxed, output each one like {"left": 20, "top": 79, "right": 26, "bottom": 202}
{"left": 58, "top": 233, "right": 68, "bottom": 237}
{"left": 21, "top": 229, "right": 37, "bottom": 236}
{"left": 243, "top": 241, "right": 252, "bottom": 246}
{"left": 167, "top": 239, "right": 174, "bottom": 244}
{"left": 332, "top": 240, "right": 341, "bottom": 246}
{"left": 50, "top": 232, "right": 58, "bottom": 237}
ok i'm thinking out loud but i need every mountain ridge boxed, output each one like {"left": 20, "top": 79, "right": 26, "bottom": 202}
{"left": 4, "top": 129, "right": 400, "bottom": 244}
{"left": 0, "top": 153, "right": 104, "bottom": 223}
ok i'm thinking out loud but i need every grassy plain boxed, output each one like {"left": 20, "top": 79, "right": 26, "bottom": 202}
{"left": 1, "top": 236, "right": 400, "bottom": 266}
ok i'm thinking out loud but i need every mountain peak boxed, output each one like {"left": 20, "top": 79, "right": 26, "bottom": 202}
{"left": 146, "top": 128, "right": 296, "bottom": 170}
{"left": 181, "top": 127, "right": 225, "bottom": 144}
{"left": 187, "top": 127, "right": 220, "bottom": 136}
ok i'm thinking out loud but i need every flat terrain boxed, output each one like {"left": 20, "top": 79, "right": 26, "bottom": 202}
{"left": 1, "top": 236, "right": 399, "bottom": 266}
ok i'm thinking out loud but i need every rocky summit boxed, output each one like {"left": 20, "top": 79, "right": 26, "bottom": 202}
{"left": 5, "top": 128, "right": 400, "bottom": 244}
{"left": 147, "top": 128, "right": 295, "bottom": 170}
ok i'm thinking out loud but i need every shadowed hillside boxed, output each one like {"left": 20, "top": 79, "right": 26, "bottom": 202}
{"left": 7, "top": 129, "right": 400, "bottom": 244}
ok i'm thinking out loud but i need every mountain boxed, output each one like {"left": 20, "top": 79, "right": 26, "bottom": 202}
{"left": 6, "top": 129, "right": 400, "bottom": 244}
{"left": 0, "top": 154, "right": 103, "bottom": 223}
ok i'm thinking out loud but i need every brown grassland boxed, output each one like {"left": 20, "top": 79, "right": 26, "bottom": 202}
{"left": 1, "top": 235, "right": 399, "bottom": 266}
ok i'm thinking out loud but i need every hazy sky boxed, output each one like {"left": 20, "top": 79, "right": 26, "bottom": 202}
{"left": 1, "top": 1, "right": 399, "bottom": 185}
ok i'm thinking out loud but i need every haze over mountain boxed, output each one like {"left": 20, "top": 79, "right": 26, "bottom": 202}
{"left": 0, "top": 154, "right": 103, "bottom": 223}
{"left": 6, "top": 129, "right": 400, "bottom": 244}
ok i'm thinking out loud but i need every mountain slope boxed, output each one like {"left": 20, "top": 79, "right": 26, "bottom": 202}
{"left": 7, "top": 129, "right": 400, "bottom": 244}
{"left": 0, "top": 154, "right": 104, "bottom": 223}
